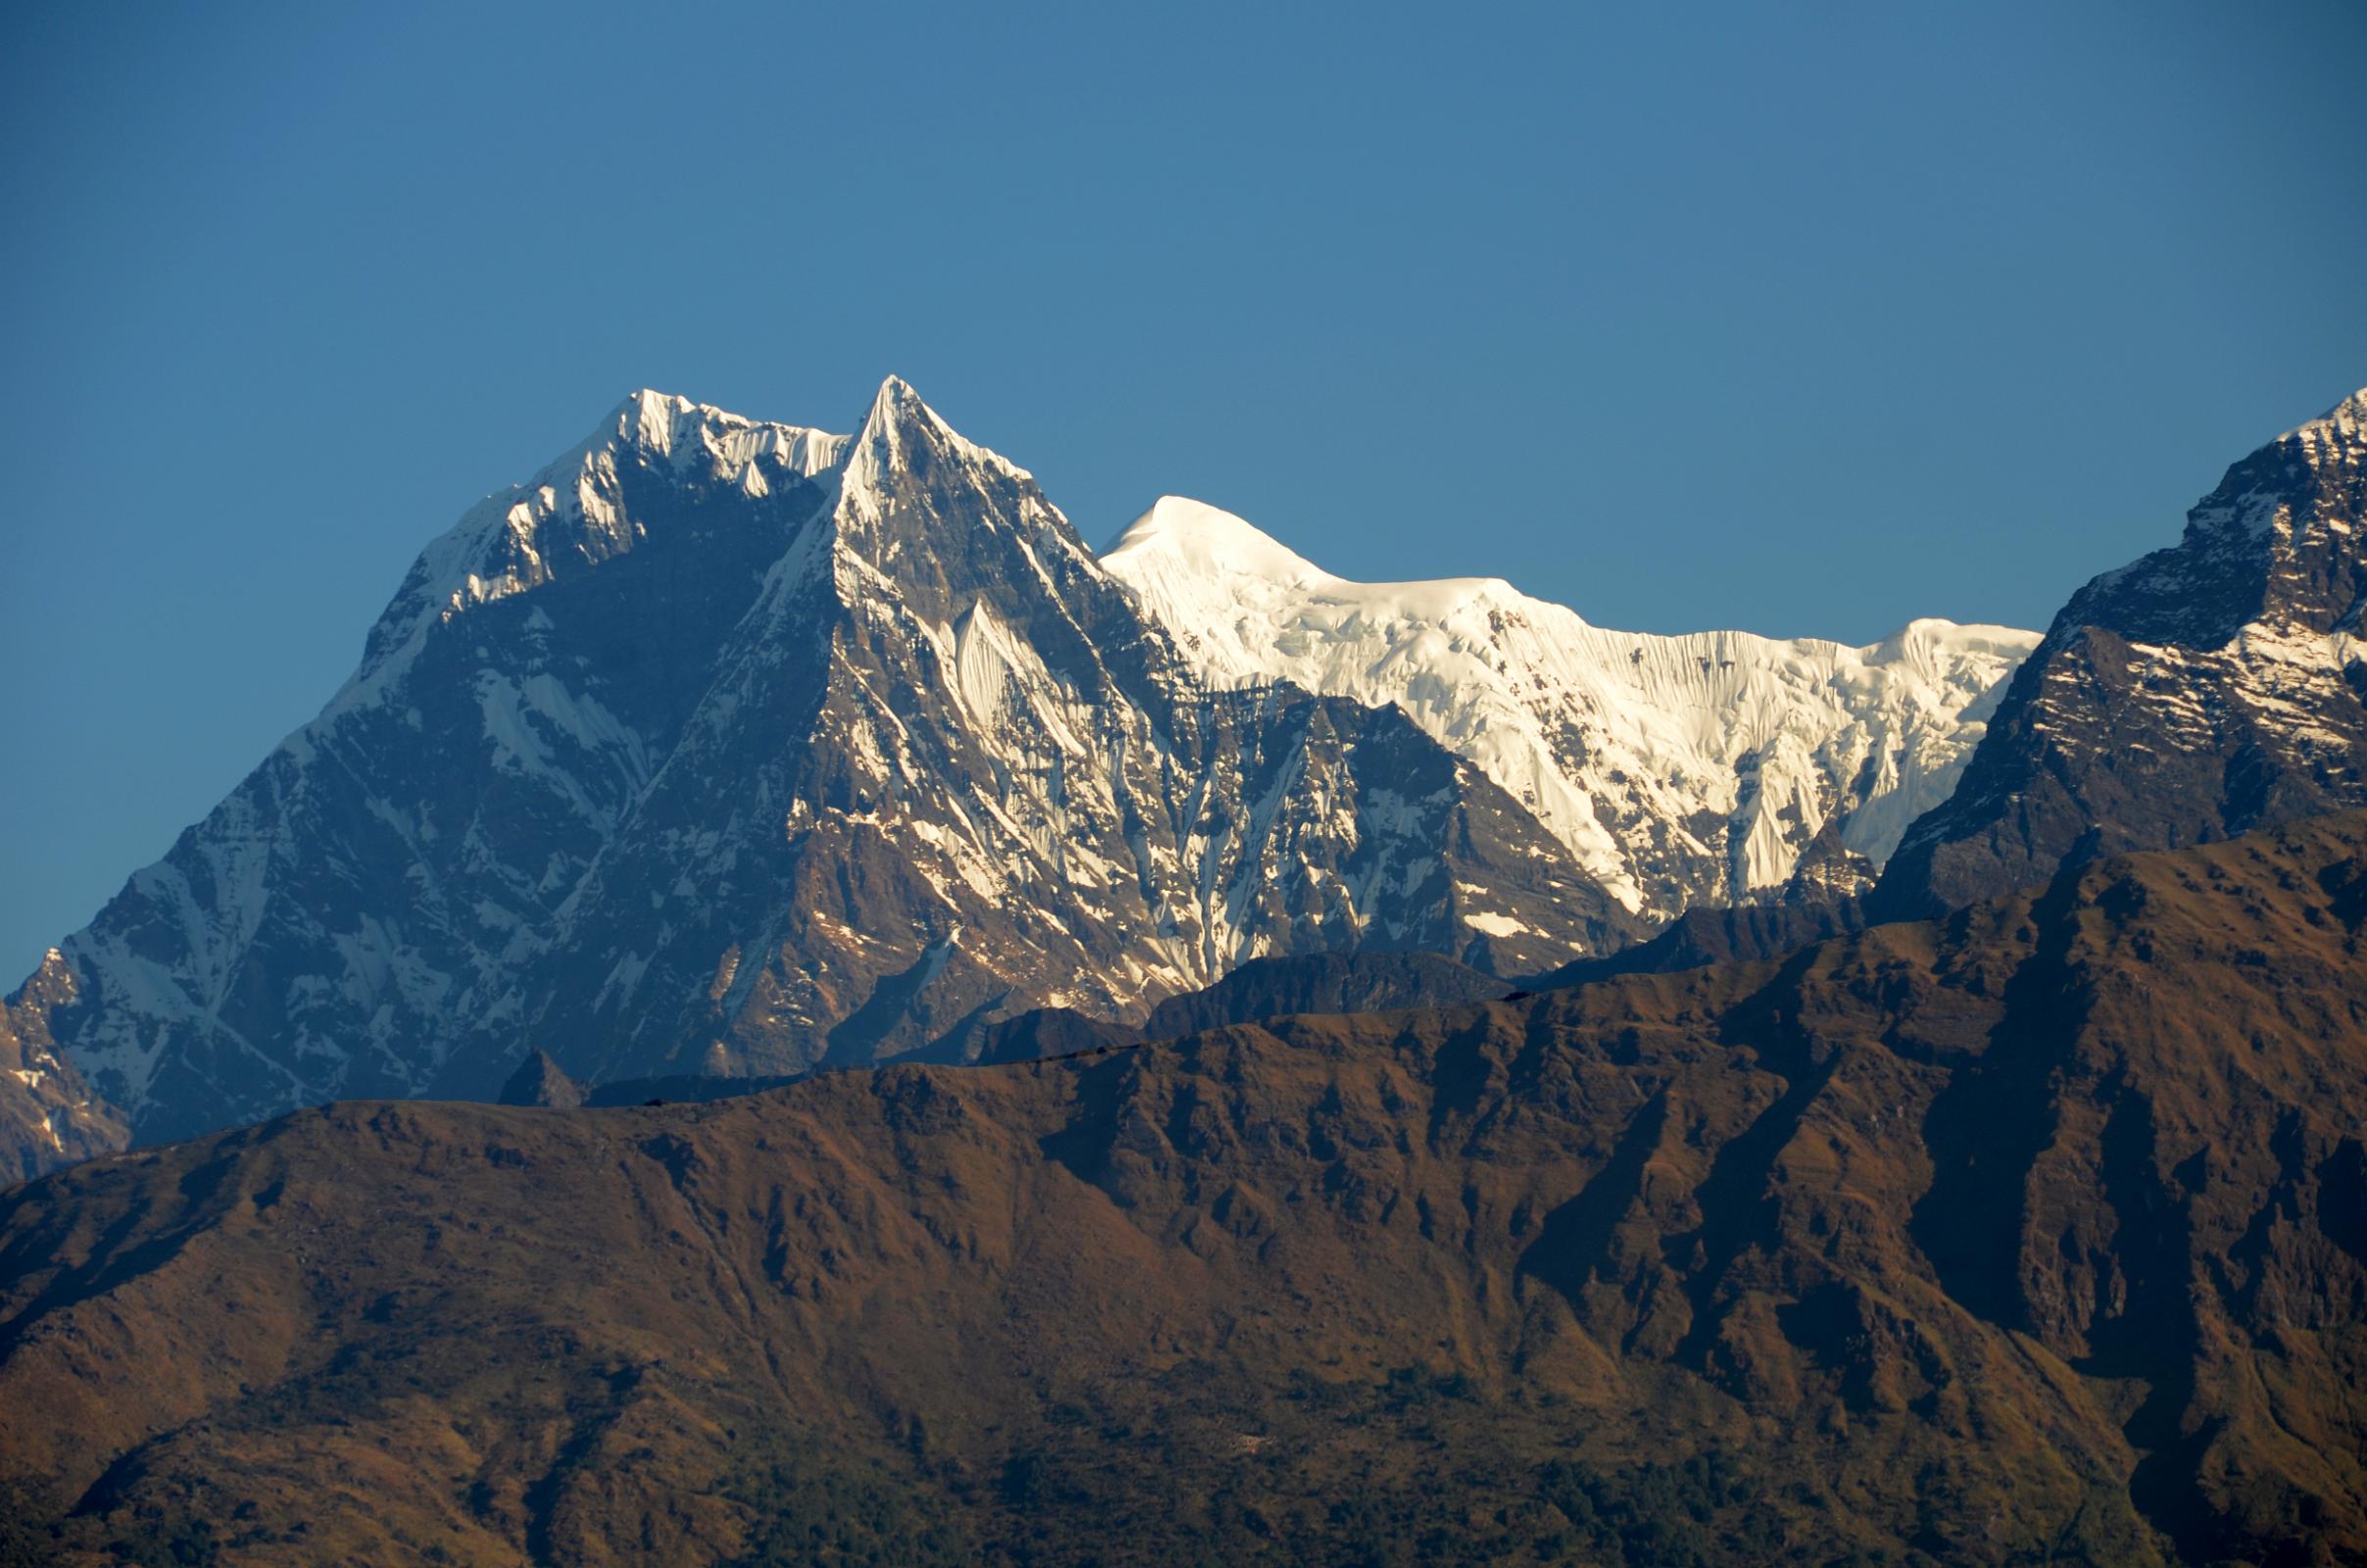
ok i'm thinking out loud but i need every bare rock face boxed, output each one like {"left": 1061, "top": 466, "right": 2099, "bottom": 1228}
{"left": 1875, "top": 388, "right": 2367, "bottom": 918}
{"left": 1772, "top": 817, "right": 1876, "bottom": 906}
{"left": 0, "top": 952, "right": 128, "bottom": 1183}
{"left": 11, "top": 380, "right": 1640, "bottom": 1149}
{"left": 4, "top": 810, "right": 2365, "bottom": 1564}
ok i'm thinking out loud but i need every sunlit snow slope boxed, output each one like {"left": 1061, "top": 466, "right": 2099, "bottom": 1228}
{"left": 1103, "top": 497, "right": 2040, "bottom": 918}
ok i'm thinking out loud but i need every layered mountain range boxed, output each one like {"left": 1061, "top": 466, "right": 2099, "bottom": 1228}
{"left": 2, "top": 378, "right": 2031, "bottom": 1156}
{"left": 7, "top": 808, "right": 2365, "bottom": 1564}
{"left": 14, "top": 383, "right": 1638, "bottom": 1150}
{"left": 7, "top": 379, "right": 2367, "bottom": 1564}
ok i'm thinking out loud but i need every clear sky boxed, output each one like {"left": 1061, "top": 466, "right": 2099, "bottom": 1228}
{"left": 3, "top": 0, "right": 2363, "bottom": 978}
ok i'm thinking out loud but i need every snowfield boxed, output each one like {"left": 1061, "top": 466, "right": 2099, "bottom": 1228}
{"left": 1103, "top": 495, "right": 2039, "bottom": 916}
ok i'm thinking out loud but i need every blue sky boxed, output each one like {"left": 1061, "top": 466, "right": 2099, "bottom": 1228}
{"left": 3, "top": 0, "right": 2363, "bottom": 976}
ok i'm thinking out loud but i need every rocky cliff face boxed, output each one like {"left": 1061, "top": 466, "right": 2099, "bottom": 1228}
{"left": 0, "top": 952, "right": 128, "bottom": 1181}
{"left": 1875, "top": 387, "right": 2367, "bottom": 917}
{"left": 5, "top": 810, "right": 2364, "bottom": 1564}
{"left": 10, "top": 380, "right": 1637, "bottom": 1150}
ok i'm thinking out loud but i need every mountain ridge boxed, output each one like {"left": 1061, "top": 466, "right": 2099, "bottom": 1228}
{"left": 64, "top": 372, "right": 2360, "bottom": 1173}
{"left": 10, "top": 378, "right": 1643, "bottom": 1152}
{"left": 5, "top": 807, "right": 2364, "bottom": 1563}
{"left": 1103, "top": 493, "right": 2037, "bottom": 918}
{"left": 1875, "top": 384, "right": 2367, "bottom": 917}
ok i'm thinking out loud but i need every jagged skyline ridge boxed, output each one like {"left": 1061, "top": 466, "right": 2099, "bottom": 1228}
{"left": 341, "top": 372, "right": 2043, "bottom": 926}
{"left": 4, "top": 372, "right": 2364, "bottom": 1175}
{"left": 10, "top": 375, "right": 1648, "bottom": 1146}
{"left": 11, "top": 2, "right": 2366, "bottom": 981}
{"left": 11, "top": 372, "right": 2365, "bottom": 1162}
{"left": 4, "top": 374, "right": 2031, "bottom": 1152}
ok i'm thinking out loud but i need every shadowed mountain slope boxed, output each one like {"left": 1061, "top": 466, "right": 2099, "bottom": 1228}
{"left": 1529, "top": 898, "right": 1868, "bottom": 991}
{"left": 0, "top": 953, "right": 127, "bottom": 1183}
{"left": 939, "top": 951, "right": 1509, "bottom": 1069}
{"left": 1138, "top": 951, "right": 1508, "bottom": 1039}
{"left": 494, "top": 1050, "right": 582, "bottom": 1109}
{"left": 5, "top": 809, "right": 2366, "bottom": 1563}
{"left": 8, "top": 380, "right": 1637, "bottom": 1157}
{"left": 1875, "top": 387, "right": 2367, "bottom": 919}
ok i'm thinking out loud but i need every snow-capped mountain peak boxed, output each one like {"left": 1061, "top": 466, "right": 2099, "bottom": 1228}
{"left": 1875, "top": 384, "right": 2367, "bottom": 917}
{"left": 338, "top": 392, "right": 849, "bottom": 711}
{"left": 846, "top": 375, "right": 1032, "bottom": 487}
{"left": 1101, "top": 495, "right": 2040, "bottom": 917}
{"left": 1106, "top": 495, "right": 1337, "bottom": 596}
{"left": 1103, "top": 497, "right": 1534, "bottom": 685}
{"left": 26, "top": 378, "right": 1651, "bottom": 1149}
{"left": 2306, "top": 385, "right": 2367, "bottom": 438}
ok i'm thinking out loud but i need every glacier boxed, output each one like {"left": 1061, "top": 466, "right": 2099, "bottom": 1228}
{"left": 1101, "top": 495, "right": 2040, "bottom": 918}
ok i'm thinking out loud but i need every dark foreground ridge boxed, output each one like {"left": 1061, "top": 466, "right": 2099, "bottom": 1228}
{"left": 1532, "top": 899, "right": 1868, "bottom": 991}
{"left": 481, "top": 951, "right": 1513, "bottom": 1109}
{"left": 5, "top": 810, "right": 2367, "bottom": 1564}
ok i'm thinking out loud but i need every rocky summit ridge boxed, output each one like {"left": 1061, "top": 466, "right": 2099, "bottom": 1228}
{"left": 8, "top": 379, "right": 1637, "bottom": 1151}
{"left": 2, "top": 376, "right": 2043, "bottom": 1159}
{"left": 1875, "top": 384, "right": 2367, "bottom": 917}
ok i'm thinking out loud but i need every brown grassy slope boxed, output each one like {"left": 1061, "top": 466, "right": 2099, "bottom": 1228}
{"left": 3, "top": 812, "right": 2367, "bottom": 1565}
